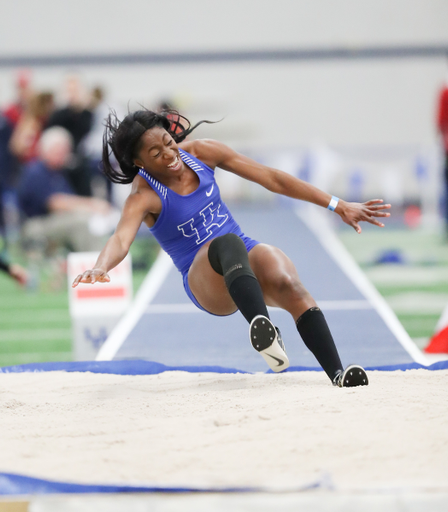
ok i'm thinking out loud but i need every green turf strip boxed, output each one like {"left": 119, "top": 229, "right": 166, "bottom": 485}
{"left": 0, "top": 294, "right": 68, "bottom": 311}
{"left": 377, "top": 283, "right": 448, "bottom": 295}
{"left": 0, "top": 337, "right": 71, "bottom": 353}
{"left": 0, "top": 351, "right": 73, "bottom": 367}
{"left": 0, "top": 310, "right": 70, "bottom": 327}
{"left": 396, "top": 314, "right": 440, "bottom": 339}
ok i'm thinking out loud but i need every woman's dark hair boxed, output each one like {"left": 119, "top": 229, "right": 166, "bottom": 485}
{"left": 102, "top": 109, "right": 213, "bottom": 184}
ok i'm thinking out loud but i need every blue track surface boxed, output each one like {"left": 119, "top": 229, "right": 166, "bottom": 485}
{"left": 113, "top": 204, "right": 418, "bottom": 370}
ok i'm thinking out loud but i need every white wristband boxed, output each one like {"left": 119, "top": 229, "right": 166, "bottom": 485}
{"left": 327, "top": 196, "right": 339, "bottom": 211}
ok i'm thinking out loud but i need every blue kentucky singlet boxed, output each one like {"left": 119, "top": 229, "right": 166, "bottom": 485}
{"left": 138, "top": 149, "right": 250, "bottom": 276}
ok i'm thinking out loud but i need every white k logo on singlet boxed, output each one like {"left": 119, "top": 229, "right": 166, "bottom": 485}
{"left": 177, "top": 202, "right": 229, "bottom": 244}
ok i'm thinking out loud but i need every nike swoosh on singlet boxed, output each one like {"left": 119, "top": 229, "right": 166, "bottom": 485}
{"left": 265, "top": 353, "right": 284, "bottom": 366}
{"left": 206, "top": 185, "right": 214, "bottom": 197}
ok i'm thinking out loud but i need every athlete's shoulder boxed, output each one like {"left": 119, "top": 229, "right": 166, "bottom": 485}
{"left": 179, "top": 139, "right": 234, "bottom": 169}
{"left": 125, "top": 174, "right": 162, "bottom": 215}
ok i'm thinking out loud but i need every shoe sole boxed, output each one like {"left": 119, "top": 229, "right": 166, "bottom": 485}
{"left": 340, "top": 365, "right": 369, "bottom": 387}
{"left": 250, "top": 316, "right": 290, "bottom": 373}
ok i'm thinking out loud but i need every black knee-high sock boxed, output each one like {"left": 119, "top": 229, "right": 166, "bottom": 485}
{"left": 228, "top": 275, "right": 269, "bottom": 324}
{"left": 208, "top": 233, "right": 269, "bottom": 324}
{"left": 296, "top": 307, "right": 343, "bottom": 380}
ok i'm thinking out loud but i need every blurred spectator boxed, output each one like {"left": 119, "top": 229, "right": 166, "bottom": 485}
{"left": 79, "top": 86, "right": 113, "bottom": 201}
{"left": 46, "top": 75, "right": 92, "bottom": 150}
{"left": 0, "top": 113, "right": 14, "bottom": 238}
{"left": 3, "top": 69, "right": 33, "bottom": 127}
{"left": 46, "top": 75, "right": 93, "bottom": 196}
{"left": 0, "top": 113, "right": 14, "bottom": 184}
{"left": 17, "top": 127, "right": 114, "bottom": 256}
{"left": 0, "top": 255, "right": 27, "bottom": 285}
{"left": 1, "top": 72, "right": 34, "bottom": 241}
{"left": 0, "top": 132, "right": 27, "bottom": 284}
{"left": 437, "top": 78, "right": 448, "bottom": 236}
{"left": 79, "top": 86, "right": 106, "bottom": 161}
{"left": 9, "top": 91, "right": 54, "bottom": 164}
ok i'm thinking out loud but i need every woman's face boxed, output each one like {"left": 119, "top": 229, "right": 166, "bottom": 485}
{"left": 133, "top": 127, "right": 183, "bottom": 177}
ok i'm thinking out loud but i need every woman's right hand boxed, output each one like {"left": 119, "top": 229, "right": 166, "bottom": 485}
{"left": 72, "top": 269, "right": 110, "bottom": 288}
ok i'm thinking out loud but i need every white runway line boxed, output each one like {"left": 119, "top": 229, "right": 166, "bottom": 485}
{"left": 96, "top": 251, "right": 173, "bottom": 361}
{"left": 146, "top": 303, "right": 202, "bottom": 314}
{"left": 144, "top": 300, "right": 373, "bottom": 314}
{"left": 315, "top": 300, "right": 373, "bottom": 310}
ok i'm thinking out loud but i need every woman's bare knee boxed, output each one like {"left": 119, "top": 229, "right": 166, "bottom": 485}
{"left": 266, "top": 271, "right": 314, "bottom": 308}
{"left": 248, "top": 245, "right": 315, "bottom": 315}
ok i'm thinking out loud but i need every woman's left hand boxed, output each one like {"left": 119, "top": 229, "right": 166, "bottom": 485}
{"left": 336, "top": 199, "right": 391, "bottom": 233}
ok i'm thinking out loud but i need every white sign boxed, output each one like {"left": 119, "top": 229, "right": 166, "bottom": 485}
{"left": 67, "top": 252, "right": 133, "bottom": 318}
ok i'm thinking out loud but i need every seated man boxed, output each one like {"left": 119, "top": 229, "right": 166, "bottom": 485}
{"left": 17, "top": 127, "right": 115, "bottom": 256}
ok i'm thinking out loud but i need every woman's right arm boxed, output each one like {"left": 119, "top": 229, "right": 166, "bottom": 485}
{"left": 72, "top": 186, "right": 156, "bottom": 287}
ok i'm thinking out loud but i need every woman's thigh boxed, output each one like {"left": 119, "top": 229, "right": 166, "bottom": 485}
{"left": 187, "top": 241, "right": 237, "bottom": 316}
{"left": 248, "top": 243, "right": 316, "bottom": 318}
{"left": 187, "top": 241, "right": 316, "bottom": 318}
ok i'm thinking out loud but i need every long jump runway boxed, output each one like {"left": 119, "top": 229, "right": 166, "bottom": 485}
{"left": 97, "top": 203, "right": 427, "bottom": 370}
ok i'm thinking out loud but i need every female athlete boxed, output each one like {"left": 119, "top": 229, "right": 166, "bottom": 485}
{"left": 72, "top": 110, "right": 390, "bottom": 387}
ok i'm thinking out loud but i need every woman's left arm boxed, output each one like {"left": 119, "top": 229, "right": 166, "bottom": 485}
{"left": 194, "top": 139, "right": 391, "bottom": 234}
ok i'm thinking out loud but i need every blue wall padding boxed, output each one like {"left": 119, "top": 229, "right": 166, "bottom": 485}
{"left": 0, "top": 472, "right": 323, "bottom": 496}
{"left": 0, "top": 359, "right": 447, "bottom": 375}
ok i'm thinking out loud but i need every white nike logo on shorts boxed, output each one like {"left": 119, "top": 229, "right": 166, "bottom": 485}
{"left": 206, "top": 185, "right": 214, "bottom": 197}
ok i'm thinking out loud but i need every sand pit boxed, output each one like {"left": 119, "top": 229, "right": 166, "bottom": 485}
{"left": 0, "top": 369, "right": 447, "bottom": 492}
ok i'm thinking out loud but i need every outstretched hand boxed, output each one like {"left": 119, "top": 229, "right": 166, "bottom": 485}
{"left": 72, "top": 269, "right": 111, "bottom": 288}
{"left": 337, "top": 199, "right": 391, "bottom": 234}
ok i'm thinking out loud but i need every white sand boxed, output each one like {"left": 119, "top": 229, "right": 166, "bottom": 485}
{"left": 0, "top": 369, "right": 447, "bottom": 492}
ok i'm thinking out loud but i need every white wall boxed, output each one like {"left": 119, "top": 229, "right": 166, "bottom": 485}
{"left": 0, "top": 0, "right": 447, "bottom": 171}
{"left": 1, "top": 0, "right": 447, "bottom": 149}
{"left": 1, "top": 0, "right": 447, "bottom": 55}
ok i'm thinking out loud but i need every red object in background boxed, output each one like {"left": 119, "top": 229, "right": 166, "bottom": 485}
{"left": 403, "top": 205, "right": 421, "bottom": 228}
{"left": 75, "top": 287, "right": 126, "bottom": 299}
{"left": 425, "top": 325, "right": 448, "bottom": 354}
{"left": 3, "top": 104, "right": 22, "bottom": 126}
{"left": 167, "top": 112, "right": 185, "bottom": 135}
{"left": 437, "top": 85, "right": 448, "bottom": 151}
{"left": 3, "top": 69, "right": 32, "bottom": 126}
{"left": 16, "top": 69, "right": 31, "bottom": 88}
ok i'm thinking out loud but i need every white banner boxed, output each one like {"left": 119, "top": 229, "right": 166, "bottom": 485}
{"left": 67, "top": 252, "right": 133, "bottom": 318}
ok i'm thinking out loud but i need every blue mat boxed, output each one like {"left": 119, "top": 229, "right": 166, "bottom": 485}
{"left": 0, "top": 468, "right": 325, "bottom": 496}
{"left": 1, "top": 359, "right": 447, "bottom": 375}
{"left": 0, "top": 472, "right": 285, "bottom": 496}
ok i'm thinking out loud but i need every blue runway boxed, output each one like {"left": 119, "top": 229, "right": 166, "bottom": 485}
{"left": 97, "top": 204, "right": 426, "bottom": 371}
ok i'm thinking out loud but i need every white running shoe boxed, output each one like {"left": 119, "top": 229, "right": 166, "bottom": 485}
{"left": 250, "top": 315, "right": 290, "bottom": 372}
